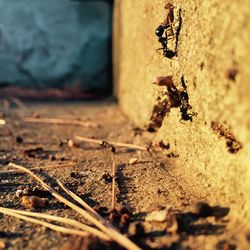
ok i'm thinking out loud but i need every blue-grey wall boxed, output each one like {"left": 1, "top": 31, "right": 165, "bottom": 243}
{"left": 0, "top": 0, "right": 112, "bottom": 91}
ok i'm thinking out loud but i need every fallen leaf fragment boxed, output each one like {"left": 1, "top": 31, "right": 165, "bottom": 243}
{"left": 21, "top": 196, "right": 49, "bottom": 209}
{"left": 153, "top": 75, "right": 174, "bottom": 87}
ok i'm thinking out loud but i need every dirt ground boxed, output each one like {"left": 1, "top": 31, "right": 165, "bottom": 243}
{"left": 0, "top": 101, "right": 248, "bottom": 250}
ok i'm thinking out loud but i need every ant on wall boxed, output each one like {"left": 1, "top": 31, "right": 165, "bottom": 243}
{"left": 155, "top": 28, "right": 176, "bottom": 58}
{"left": 155, "top": 3, "right": 178, "bottom": 59}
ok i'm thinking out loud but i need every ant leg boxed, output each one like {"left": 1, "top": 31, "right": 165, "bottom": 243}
{"left": 168, "top": 22, "right": 175, "bottom": 37}
{"left": 156, "top": 48, "right": 163, "bottom": 52}
{"left": 156, "top": 47, "right": 164, "bottom": 55}
{"left": 164, "top": 27, "right": 175, "bottom": 41}
{"left": 166, "top": 34, "right": 175, "bottom": 41}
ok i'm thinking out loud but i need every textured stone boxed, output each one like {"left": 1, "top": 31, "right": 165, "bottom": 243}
{"left": 0, "top": 0, "right": 112, "bottom": 91}
{"left": 114, "top": 0, "right": 250, "bottom": 229}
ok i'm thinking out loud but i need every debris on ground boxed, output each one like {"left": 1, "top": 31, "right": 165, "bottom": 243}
{"left": 16, "top": 136, "right": 24, "bottom": 144}
{"left": 215, "top": 240, "right": 237, "bottom": 250}
{"left": 145, "top": 208, "right": 170, "bottom": 222}
{"left": 23, "top": 147, "right": 50, "bottom": 159}
{"left": 67, "top": 139, "right": 75, "bottom": 148}
{"left": 109, "top": 205, "right": 132, "bottom": 228}
{"left": 16, "top": 187, "right": 51, "bottom": 199}
{"left": 21, "top": 196, "right": 49, "bottom": 209}
{"left": 128, "top": 158, "right": 138, "bottom": 165}
{"left": 0, "top": 102, "right": 244, "bottom": 250}
{"left": 100, "top": 172, "right": 113, "bottom": 184}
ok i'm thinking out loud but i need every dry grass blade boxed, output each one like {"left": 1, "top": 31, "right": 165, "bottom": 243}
{"left": 111, "top": 162, "right": 116, "bottom": 210}
{"left": 0, "top": 207, "right": 89, "bottom": 238}
{"left": 0, "top": 207, "right": 110, "bottom": 241}
{"left": 8, "top": 163, "right": 141, "bottom": 250}
{"left": 24, "top": 117, "right": 98, "bottom": 128}
{"left": 75, "top": 135, "right": 148, "bottom": 151}
{"left": 0, "top": 163, "right": 76, "bottom": 175}
{"left": 57, "top": 180, "right": 104, "bottom": 222}
{"left": 57, "top": 180, "right": 141, "bottom": 250}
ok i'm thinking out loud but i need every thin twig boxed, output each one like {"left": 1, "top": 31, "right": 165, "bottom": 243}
{"left": 57, "top": 180, "right": 104, "bottom": 222}
{"left": 0, "top": 207, "right": 89, "bottom": 238}
{"left": 24, "top": 117, "right": 99, "bottom": 128}
{"left": 57, "top": 181, "right": 136, "bottom": 245}
{"left": 8, "top": 163, "right": 141, "bottom": 250}
{"left": 57, "top": 180, "right": 122, "bottom": 229}
{"left": 75, "top": 135, "right": 148, "bottom": 151}
{"left": 0, "top": 207, "right": 110, "bottom": 241}
{"left": 111, "top": 161, "right": 116, "bottom": 210}
{"left": 0, "top": 163, "right": 75, "bottom": 175}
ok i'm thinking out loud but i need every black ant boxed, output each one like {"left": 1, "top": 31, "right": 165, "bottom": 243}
{"left": 155, "top": 25, "right": 176, "bottom": 59}
{"left": 156, "top": 3, "right": 175, "bottom": 35}
{"left": 179, "top": 76, "right": 196, "bottom": 122}
{"left": 155, "top": 3, "right": 176, "bottom": 59}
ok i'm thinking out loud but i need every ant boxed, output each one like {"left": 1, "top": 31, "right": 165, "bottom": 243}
{"left": 155, "top": 3, "right": 177, "bottom": 59}
{"left": 156, "top": 3, "right": 175, "bottom": 35}
{"left": 179, "top": 77, "right": 196, "bottom": 122}
{"left": 155, "top": 24, "right": 176, "bottom": 59}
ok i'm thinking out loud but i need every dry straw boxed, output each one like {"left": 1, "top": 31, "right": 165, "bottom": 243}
{"left": 0, "top": 162, "right": 75, "bottom": 175}
{"left": 75, "top": 135, "right": 148, "bottom": 151}
{"left": 6, "top": 163, "right": 141, "bottom": 250}
{"left": 24, "top": 117, "right": 98, "bottom": 128}
{"left": 0, "top": 207, "right": 90, "bottom": 238}
{"left": 0, "top": 207, "right": 109, "bottom": 241}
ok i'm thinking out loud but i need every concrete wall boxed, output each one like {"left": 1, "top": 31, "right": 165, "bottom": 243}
{"left": 0, "top": 0, "right": 112, "bottom": 91}
{"left": 114, "top": 0, "right": 250, "bottom": 226}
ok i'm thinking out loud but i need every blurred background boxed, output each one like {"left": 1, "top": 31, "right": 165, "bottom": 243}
{"left": 0, "top": 0, "right": 113, "bottom": 99}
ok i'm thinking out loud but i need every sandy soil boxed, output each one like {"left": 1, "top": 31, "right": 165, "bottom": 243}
{"left": 0, "top": 101, "right": 247, "bottom": 249}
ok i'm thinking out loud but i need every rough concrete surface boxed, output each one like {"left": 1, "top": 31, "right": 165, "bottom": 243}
{"left": 0, "top": 0, "right": 112, "bottom": 90}
{"left": 114, "top": 0, "right": 250, "bottom": 247}
{"left": 0, "top": 101, "right": 248, "bottom": 250}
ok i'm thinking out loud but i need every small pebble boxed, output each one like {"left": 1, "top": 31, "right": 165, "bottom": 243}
{"left": 145, "top": 209, "right": 169, "bottom": 222}
{"left": 21, "top": 196, "right": 49, "bottom": 209}
{"left": 16, "top": 189, "right": 26, "bottom": 198}
{"left": 67, "top": 139, "right": 74, "bottom": 148}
